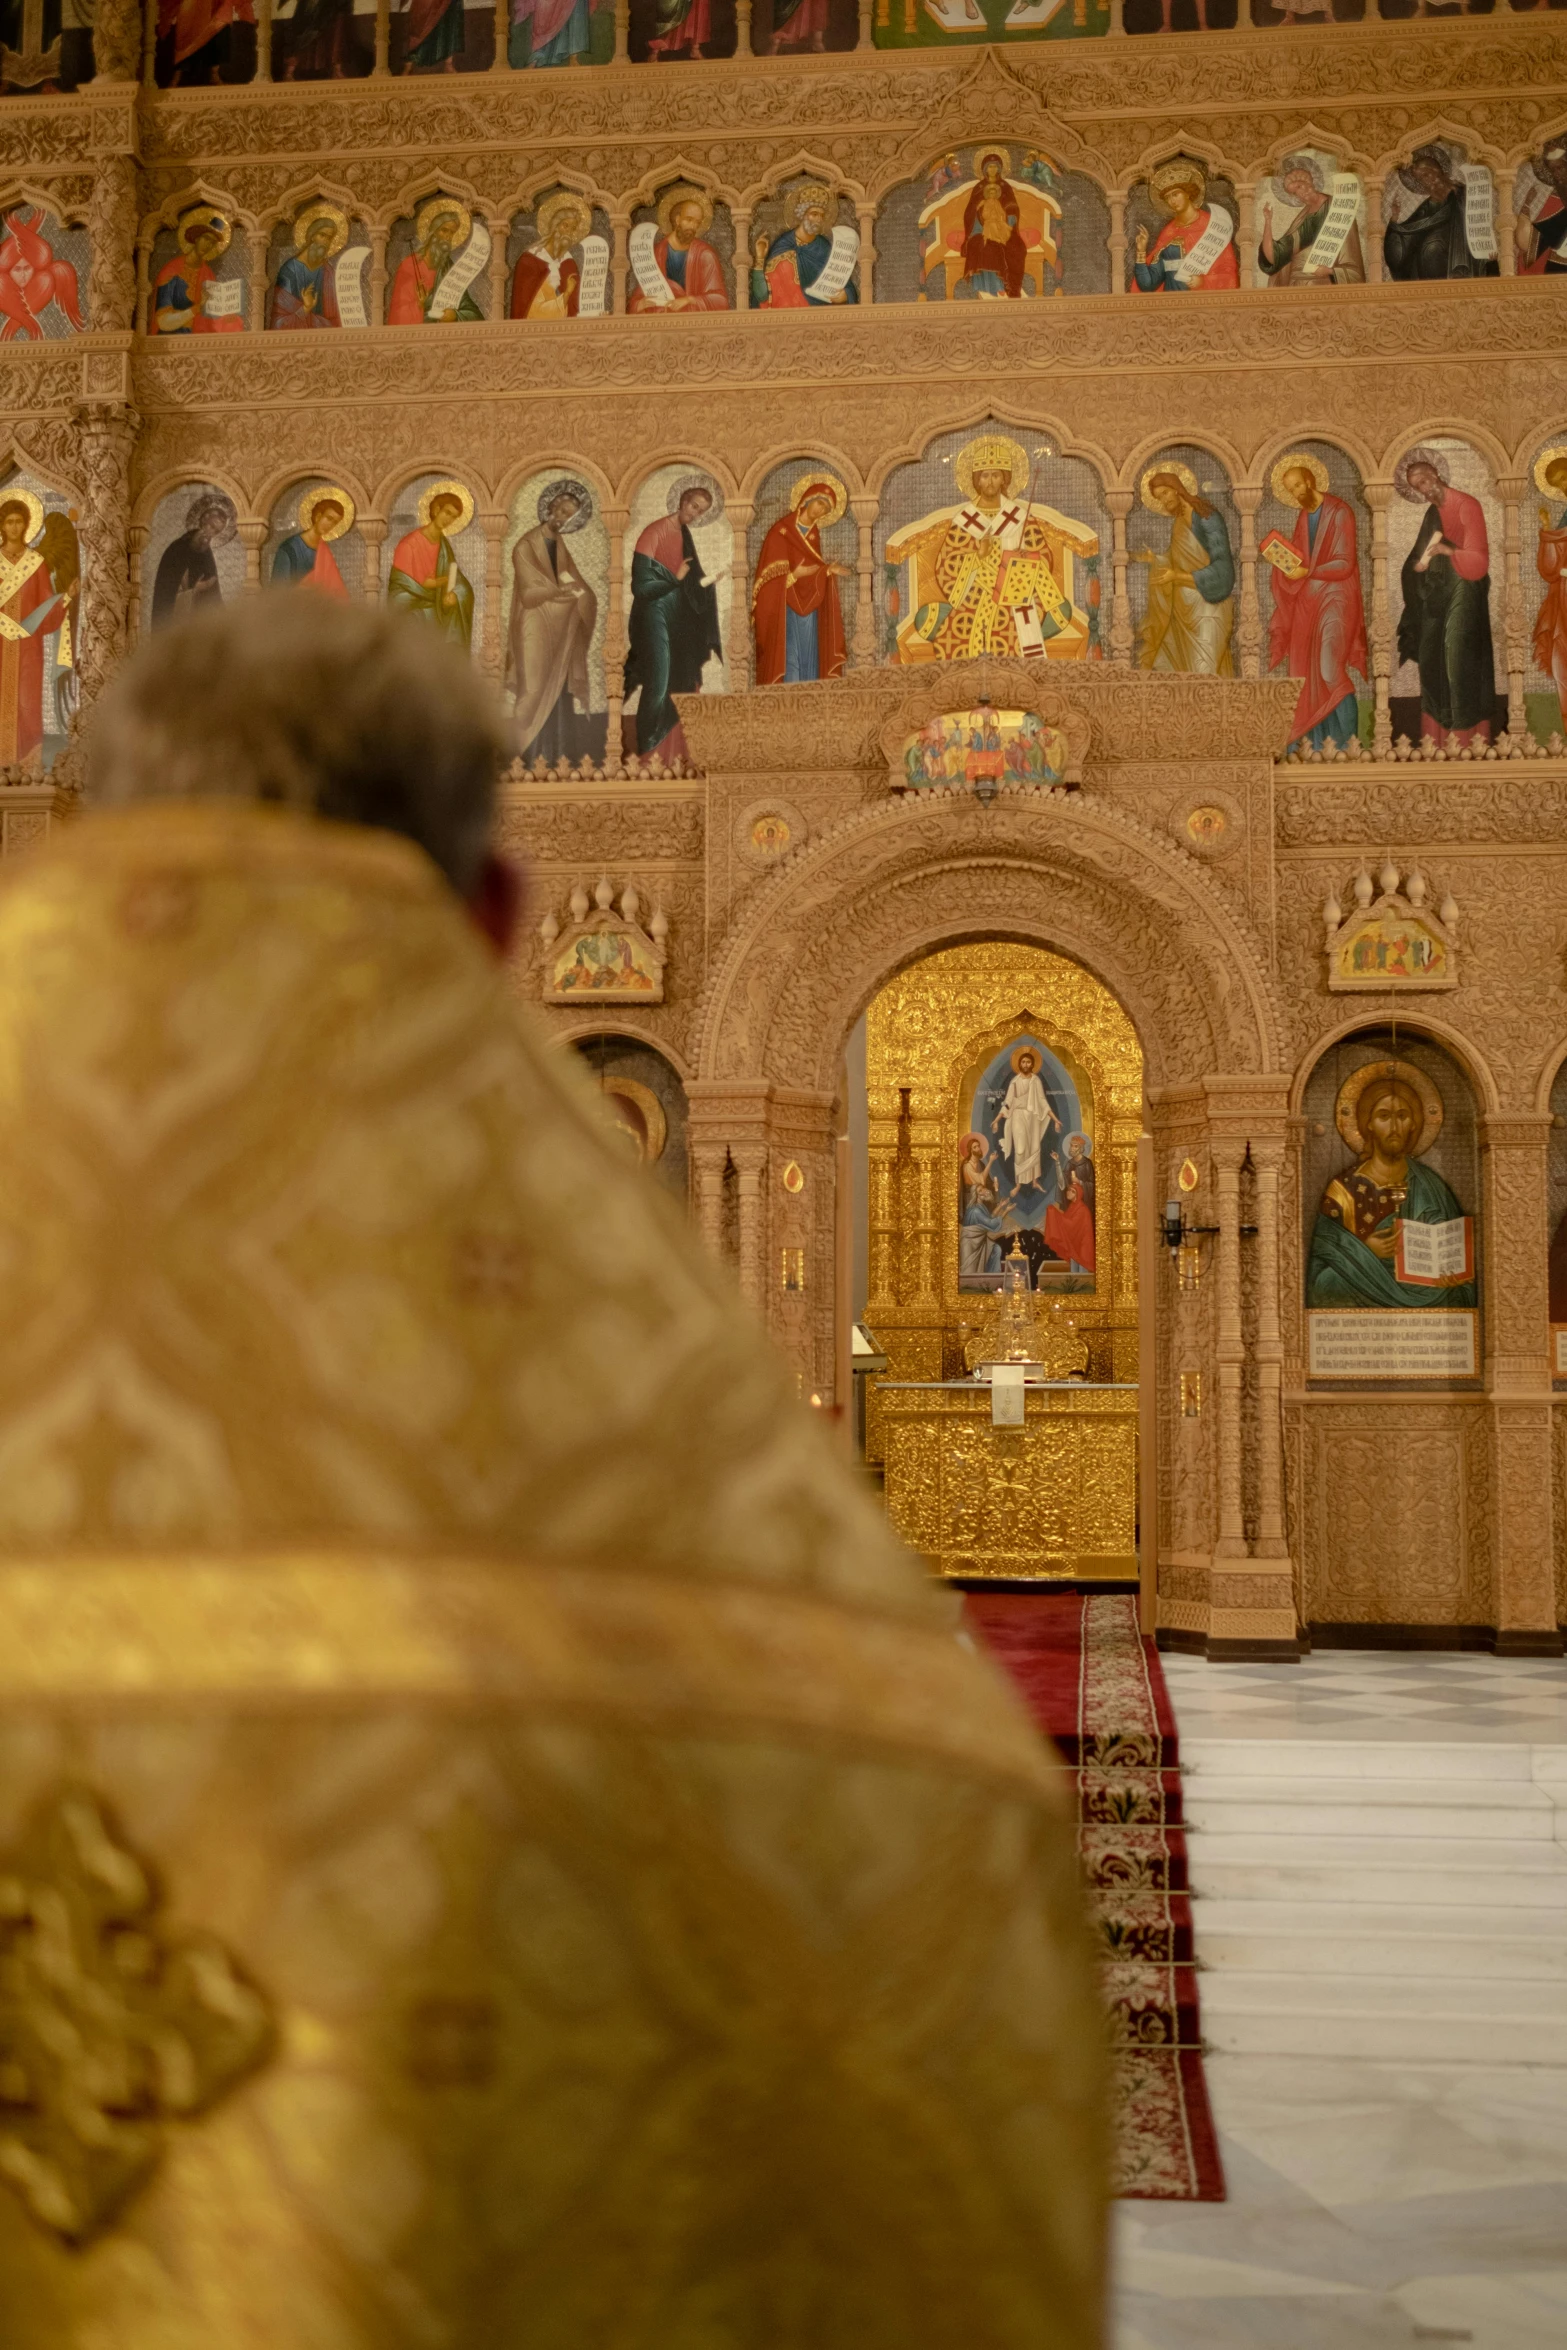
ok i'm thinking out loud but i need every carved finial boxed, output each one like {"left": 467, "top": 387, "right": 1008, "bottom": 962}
{"left": 1353, "top": 867, "right": 1373, "bottom": 907}
{"left": 650, "top": 907, "right": 669, "bottom": 944}
{"left": 1405, "top": 867, "right": 1427, "bottom": 907}
{"left": 620, "top": 882, "right": 640, "bottom": 923}
{"left": 1323, "top": 888, "right": 1342, "bottom": 930}
{"left": 1439, "top": 891, "right": 1459, "bottom": 932}
{"left": 1379, "top": 856, "right": 1400, "bottom": 897}
{"left": 593, "top": 877, "right": 614, "bottom": 912}
{"left": 569, "top": 882, "right": 589, "bottom": 922}
{"left": 540, "top": 908, "right": 559, "bottom": 946}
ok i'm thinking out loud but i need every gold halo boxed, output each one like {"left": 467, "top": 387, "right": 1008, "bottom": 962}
{"left": 298, "top": 483, "right": 355, "bottom": 541}
{"left": 790, "top": 471, "right": 847, "bottom": 528}
{"left": 955, "top": 433, "right": 1030, "bottom": 502}
{"left": 600, "top": 1076, "right": 667, "bottom": 1166}
{"left": 535, "top": 189, "right": 591, "bottom": 248}
{"left": 0, "top": 487, "right": 44, "bottom": 544}
{"left": 1009, "top": 1040, "right": 1044, "bottom": 1073}
{"left": 414, "top": 194, "right": 471, "bottom": 252}
{"left": 1140, "top": 459, "right": 1200, "bottom": 513}
{"left": 972, "top": 146, "right": 1012, "bottom": 177}
{"left": 787, "top": 181, "right": 835, "bottom": 225}
{"left": 1271, "top": 450, "right": 1331, "bottom": 507}
{"left": 1149, "top": 156, "right": 1207, "bottom": 205}
{"left": 1334, "top": 1057, "right": 1444, "bottom": 1158}
{"left": 416, "top": 478, "right": 475, "bottom": 534}
{"left": 1533, "top": 443, "right": 1567, "bottom": 499}
{"left": 293, "top": 201, "right": 349, "bottom": 259}
{"left": 655, "top": 183, "right": 713, "bottom": 240}
{"left": 177, "top": 204, "right": 233, "bottom": 259}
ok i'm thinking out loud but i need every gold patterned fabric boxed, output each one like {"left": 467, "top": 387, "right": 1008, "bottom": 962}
{"left": 0, "top": 805, "right": 1107, "bottom": 2350}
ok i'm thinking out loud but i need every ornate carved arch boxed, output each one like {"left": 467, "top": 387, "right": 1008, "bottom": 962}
{"left": 691, "top": 791, "right": 1283, "bottom": 1095}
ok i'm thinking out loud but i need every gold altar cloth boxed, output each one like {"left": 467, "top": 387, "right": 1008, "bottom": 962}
{"left": 0, "top": 806, "right": 1106, "bottom": 2350}
{"left": 880, "top": 1382, "right": 1139, "bottom": 1582}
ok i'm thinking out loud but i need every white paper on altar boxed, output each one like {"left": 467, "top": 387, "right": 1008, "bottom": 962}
{"left": 201, "top": 277, "right": 244, "bottom": 319}
{"left": 1302, "top": 174, "right": 1363, "bottom": 275}
{"left": 334, "top": 246, "right": 370, "bottom": 329}
{"left": 1308, "top": 1310, "right": 1477, "bottom": 1380}
{"left": 577, "top": 233, "right": 610, "bottom": 317}
{"left": 429, "top": 217, "right": 491, "bottom": 318}
{"left": 628, "top": 220, "right": 675, "bottom": 307}
{"left": 1460, "top": 166, "right": 1498, "bottom": 261}
{"left": 1173, "top": 203, "right": 1234, "bottom": 285}
{"left": 990, "top": 1364, "right": 1027, "bottom": 1426}
{"left": 809, "top": 224, "right": 860, "bottom": 303}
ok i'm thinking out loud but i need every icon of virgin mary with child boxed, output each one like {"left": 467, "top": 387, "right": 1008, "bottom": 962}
{"left": 1306, "top": 1057, "right": 1475, "bottom": 1309}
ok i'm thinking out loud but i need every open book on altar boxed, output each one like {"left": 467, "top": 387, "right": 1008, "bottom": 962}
{"left": 1258, "top": 530, "right": 1308, "bottom": 580}
{"left": 1395, "top": 1216, "right": 1473, "bottom": 1286}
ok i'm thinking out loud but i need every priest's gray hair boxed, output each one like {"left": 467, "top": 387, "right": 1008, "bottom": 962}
{"left": 89, "top": 595, "right": 508, "bottom": 893}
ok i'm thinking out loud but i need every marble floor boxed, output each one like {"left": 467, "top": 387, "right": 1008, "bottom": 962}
{"left": 1114, "top": 1649, "right": 1567, "bottom": 2349}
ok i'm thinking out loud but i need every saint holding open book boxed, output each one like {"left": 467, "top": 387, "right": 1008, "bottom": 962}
{"left": 1307, "top": 1058, "right": 1476, "bottom": 1311}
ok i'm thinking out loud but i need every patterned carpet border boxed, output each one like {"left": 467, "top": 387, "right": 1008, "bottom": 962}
{"left": 965, "top": 1590, "right": 1225, "bottom": 2203}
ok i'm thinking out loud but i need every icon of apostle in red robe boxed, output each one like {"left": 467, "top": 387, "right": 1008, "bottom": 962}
{"left": 0, "top": 492, "right": 74, "bottom": 766}
{"left": 751, "top": 474, "right": 851, "bottom": 685}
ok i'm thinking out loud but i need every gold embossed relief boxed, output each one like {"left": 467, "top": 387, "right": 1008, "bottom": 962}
{"left": 0, "top": 1788, "right": 272, "bottom": 2245}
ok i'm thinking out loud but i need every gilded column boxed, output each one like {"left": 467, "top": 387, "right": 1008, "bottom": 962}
{"left": 614, "top": 0, "right": 629, "bottom": 58}
{"left": 603, "top": 506, "right": 628, "bottom": 770}
{"left": 1362, "top": 176, "right": 1384, "bottom": 283}
{"left": 732, "top": 1143, "right": 768, "bottom": 1310}
{"left": 480, "top": 509, "right": 507, "bottom": 684}
{"left": 92, "top": 0, "right": 142, "bottom": 78}
{"left": 368, "top": 226, "right": 389, "bottom": 326}
{"left": 359, "top": 516, "right": 386, "bottom": 605}
{"left": 727, "top": 500, "right": 753, "bottom": 692}
{"left": 1212, "top": 1140, "right": 1247, "bottom": 1560}
{"left": 1497, "top": 168, "right": 1517, "bottom": 277}
{"left": 908, "top": 1107, "right": 941, "bottom": 1307}
{"left": 1251, "top": 1140, "right": 1288, "bottom": 1560}
{"left": 1365, "top": 480, "right": 1394, "bottom": 753}
{"left": 736, "top": 0, "right": 752, "bottom": 48}
{"left": 855, "top": 203, "right": 877, "bottom": 300}
{"left": 134, "top": 238, "right": 152, "bottom": 337}
{"left": 857, "top": 0, "right": 873, "bottom": 39}
{"left": 126, "top": 524, "right": 147, "bottom": 640}
{"left": 87, "top": 152, "right": 139, "bottom": 334}
{"left": 374, "top": 0, "right": 391, "bottom": 73}
{"left": 255, "top": 0, "right": 273, "bottom": 78}
{"left": 238, "top": 520, "right": 269, "bottom": 592}
{"left": 1234, "top": 483, "right": 1261, "bottom": 680}
{"left": 487, "top": 220, "right": 510, "bottom": 319}
{"left": 247, "top": 237, "right": 269, "bottom": 332}
{"left": 692, "top": 1143, "right": 727, "bottom": 1256}
{"left": 1481, "top": 1114, "right": 1561, "bottom": 1650}
{"left": 71, "top": 402, "right": 140, "bottom": 709}
{"left": 492, "top": 0, "right": 509, "bottom": 65}
{"left": 1498, "top": 474, "right": 1528, "bottom": 736}
{"left": 1237, "top": 185, "right": 1258, "bottom": 290}
{"left": 850, "top": 493, "right": 878, "bottom": 670}
{"left": 1106, "top": 192, "right": 1126, "bottom": 294}
{"left": 610, "top": 217, "right": 630, "bottom": 317}
{"left": 732, "top": 208, "right": 751, "bottom": 311}
{"left": 141, "top": 0, "right": 157, "bottom": 81}
{"left": 1104, "top": 489, "right": 1132, "bottom": 663}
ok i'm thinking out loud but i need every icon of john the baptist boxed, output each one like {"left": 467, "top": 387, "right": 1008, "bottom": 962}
{"left": 1306, "top": 1058, "right": 1475, "bottom": 1311}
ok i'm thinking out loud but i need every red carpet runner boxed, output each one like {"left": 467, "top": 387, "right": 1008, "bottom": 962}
{"left": 965, "top": 1589, "right": 1225, "bottom": 2201}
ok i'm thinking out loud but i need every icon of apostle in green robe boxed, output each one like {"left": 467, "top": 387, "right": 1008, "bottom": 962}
{"left": 1306, "top": 1057, "right": 1476, "bottom": 1311}
{"left": 386, "top": 480, "right": 475, "bottom": 649}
